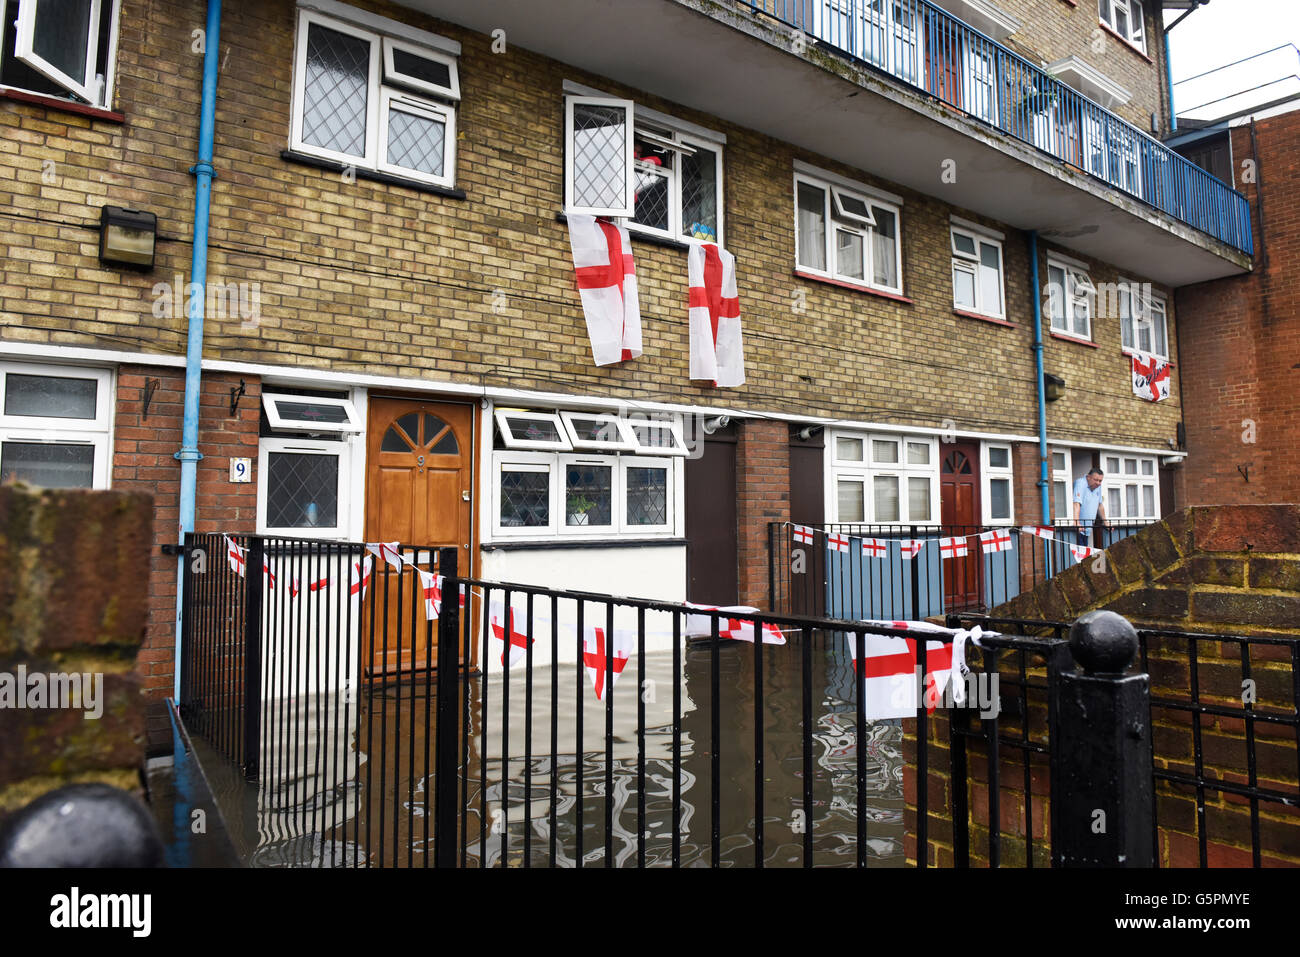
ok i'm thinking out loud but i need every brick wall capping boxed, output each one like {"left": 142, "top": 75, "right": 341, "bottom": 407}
{"left": 1049, "top": 331, "right": 1100, "bottom": 349}
{"left": 280, "top": 150, "right": 467, "bottom": 199}
{"left": 0, "top": 87, "right": 125, "bottom": 123}
{"left": 793, "top": 270, "right": 914, "bottom": 305}
{"left": 554, "top": 213, "right": 691, "bottom": 252}
{"left": 954, "top": 308, "right": 1016, "bottom": 328}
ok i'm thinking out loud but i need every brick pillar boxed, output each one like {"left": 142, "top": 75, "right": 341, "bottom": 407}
{"left": 735, "top": 419, "right": 790, "bottom": 608}
{"left": 1012, "top": 441, "right": 1051, "bottom": 595}
{"left": 114, "top": 367, "right": 261, "bottom": 708}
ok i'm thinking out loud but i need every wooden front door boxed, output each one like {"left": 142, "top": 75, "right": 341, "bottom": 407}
{"left": 685, "top": 427, "right": 738, "bottom": 606}
{"left": 364, "top": 397, "right": 474, "bottom": 675}
{"left": 940, "top": 442, "right": 982, "bottom": 612}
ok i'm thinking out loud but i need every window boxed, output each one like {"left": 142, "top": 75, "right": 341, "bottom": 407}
{"left": 1099, "top": 0, "right": 1146, "bottom": 54}
{"left": 257, "top": 388, "right": 356, "bottom": 538}
{"left": 982, "top": 443, "right": 1014, "bottom": 524}
{"left": 491, "top": 407, "right": 683, "bottom": 539}
{"left": 795, "top": 170, "right": 902, "bottom": 294}
{"left": 564, "top": 94, "right": 725, "bottom": 244}
{"left": 951, "top": 225, "right": 1004, "bottom": 318}
{"left": 289, "top": 8, "right": 459, "bottom": 188}
{"left": 0, "top": 0, "right": 121, "bottom": 109}
{"left": 1050, "top": 448, "right": 1072, "bottom": 524}
{"left": 816, "top": 0, "right": 921, "bottom": 85}
{"left": 0, "top": 362, "right": 111, "bottom": 489}
{"left": 1102, "top": 453, "right": 1158, "bottom": 521}
{"left": 831, "top": 430, "right": 937, "bottom": 524}
{"left": 1046, "top": 259, "right": 1093, "bottom": 340}
{"left": 1119, "top": 284, "right": 1169, "bottom": 360}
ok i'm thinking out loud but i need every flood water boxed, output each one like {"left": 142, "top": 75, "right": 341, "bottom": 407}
{"left": 197, "top": 634, "right": 905, "bottom": 868}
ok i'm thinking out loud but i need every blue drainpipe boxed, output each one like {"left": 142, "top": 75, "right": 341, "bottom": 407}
{"left": 1164, "top": 30, "right": 1177, "bottom": 133}
{"left": 1029, "top": 231, "right": 1050, "bottom": 524}
{"left": 173, "top": 0, "right": 223, "bottom": 700}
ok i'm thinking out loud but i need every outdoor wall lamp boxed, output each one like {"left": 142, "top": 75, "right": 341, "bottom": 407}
{"left": 1044, "top": 373, "right": 1066, "bottom": 402}
{"left": 98, "top": 205, "right": 157, "bottom": 269}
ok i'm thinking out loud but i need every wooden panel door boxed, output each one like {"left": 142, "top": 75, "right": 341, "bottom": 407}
{"left": 940, "top": 442, "right": 982, "bottom": 612}
{"left": 365, "top": 397, "right": 473, "bottom": 676}
{"left": 685, "top": 429, "right": 738, "bottom": 606}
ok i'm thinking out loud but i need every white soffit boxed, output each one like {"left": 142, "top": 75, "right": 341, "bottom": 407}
{"left": 1046, "top": 56, "right": 1132, "bottom": 109}
{"left": 929, "top": 0, "right": 1020, "bottom": 42}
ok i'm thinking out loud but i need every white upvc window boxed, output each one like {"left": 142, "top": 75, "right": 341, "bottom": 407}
{"left": 795, "top": 171, "right": 903, "bottom": 295}
{"left": 495, "top": 409, "right": 571, "bottom": 451}
{"left": 289, "top": 7, "right": 459, "bottom": 188}
{"left": 951, "top": 224, "right": 1005, "bottom": 318}
{"left": 564, "top": 95, "right": 725, "bottom": 244}
{"left": 1103, "top": 453, "right": 1158, "bottom": 521}
{"left": 491, "top": 407, "right": 683, "bottom": 540}
{"left": 262, "top": 392, "right": 361, "bottom": 434}
{"left": 1099, "top": 0, "right": 1146, "bottom": 54}
{"left": 830, "top": 430, "right": 937, "bottom": 524}
{"left": 1119, "top": 283, "right": 1169, "bottom": 360}
{"left": 1050, "top": 448, "right": 1072, "bottom": 524}
{"left": 2, "top": 0, "right": 122, "bottom": 109}
{"left": 0, "top": 362, "right": 111, "bottom": 489}
{"left": 982, "top": 443, "right": 1015, "bottom": 525}
{"left": 1046, "top": 258, "right": 1094, "bottom": 340}
{"left": 257, "top": 435, "right": 353, "bottom": 537}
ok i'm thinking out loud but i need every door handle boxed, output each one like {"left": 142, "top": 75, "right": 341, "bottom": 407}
{"left": 462, "top": 490, "right": 470, "bottom": 501}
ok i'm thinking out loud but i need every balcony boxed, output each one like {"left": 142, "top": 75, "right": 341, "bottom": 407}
{"left": 406, "top": 0, "right": 1252, "bottom": 284}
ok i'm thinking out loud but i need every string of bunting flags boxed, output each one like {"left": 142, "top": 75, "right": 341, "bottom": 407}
{"left": 792, "top": 523, "right": 1102, "bottom": 563}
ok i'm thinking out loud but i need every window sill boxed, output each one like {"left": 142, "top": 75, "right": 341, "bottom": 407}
{"left": 793, "top": 270, "right": 912, "bottom": 305}
{"left": 482, "top": 537, "right": 686, "bottom": 552}
{"left": 0, "top": 87, "right": 125, "bottom": 123}
{"left": 1098, "top": 23, "right": 1153, "bottom": 64}
{"left": 1121, "top": 348, "right": 1174, "bottom": 367}
{"left": 280, "top": 150, "right": 467, "bottom": 199}
{"left": 1050, "top": 331, "right": 1099, "bottom": 349}
{"left": 954, "top": 308, "right": 1016, "bottom": 328}
{"left": 555, "top": 213, "right": 694, "bottom": 252}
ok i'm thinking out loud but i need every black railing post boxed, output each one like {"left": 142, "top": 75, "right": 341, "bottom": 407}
{"left": 1049, "top": 610, "right": 1154, "bottom": 867}
{"left": 434, "top": 547, "right": 460, "bottom": 869}
{"left": 243, "top": 536, "right": 263, "bottom": 781}
{"left": 179, "top": 532, "right": 196, "bottom": 714}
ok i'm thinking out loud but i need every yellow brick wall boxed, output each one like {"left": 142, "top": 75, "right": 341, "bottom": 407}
{"left": 0, "top": 0, "right": 1180, "bottom": 450}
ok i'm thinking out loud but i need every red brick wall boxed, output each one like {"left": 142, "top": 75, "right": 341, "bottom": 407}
{"left": 735, "top": 419, "right": 790, "bottom": 607}
{"left": 113, "top": 366, "right": 261, "bottom": 698}
{"left": 1177, "top": 114, "right": 1300, "bottom": 505}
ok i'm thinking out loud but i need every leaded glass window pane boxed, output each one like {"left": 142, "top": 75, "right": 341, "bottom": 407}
{"left": 681, "top": 144, "right": 718, "bottom": 241}
{"left": 267, "top": 452, "right": 339, "bottom": 528}
{"left": 4, "top": 373, "right": 97, "bottom": 419}
{"left": 386, "top": 106, "right": 445, "bottom": 176}
{"left": 566, "top": 464, "right": 613, "bottom": 526}
{"left": 626, "top": 467, "right": 668, "bottom": 526}
{"left": 500, "top": 469, "right": 549, "bottom": 527}
{"left": 572, "top": 103, "right": 629, "bottom": 211}
{"left": 1, "top": 442, "right": 93, "bottom": 488}
{"left": 302, "top": 23, "right": 371, "bottom": 157}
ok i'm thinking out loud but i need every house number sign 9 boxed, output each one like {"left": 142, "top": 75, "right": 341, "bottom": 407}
{"left": 230, "top": 458, "right": 252, "bottom": 483}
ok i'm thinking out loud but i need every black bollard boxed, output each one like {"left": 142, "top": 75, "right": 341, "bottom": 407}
{"left": 1049, "top": 610, "right": 1155, "bottom": 867}
{"left": 0, "top": 783, "right": 166, "bottom": 868}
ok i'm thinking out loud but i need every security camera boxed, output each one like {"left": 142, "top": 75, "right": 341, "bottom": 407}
{"left": 702, "top": 415, "right": 730, "bottom": 434}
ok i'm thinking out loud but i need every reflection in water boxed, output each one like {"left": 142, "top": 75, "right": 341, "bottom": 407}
{"left": 231, "top": 634, "right": 904, "bottom": 867}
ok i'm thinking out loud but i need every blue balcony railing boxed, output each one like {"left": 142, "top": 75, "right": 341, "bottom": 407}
{"left": 748, "top": 0, "right": 1253, "bottom": 256}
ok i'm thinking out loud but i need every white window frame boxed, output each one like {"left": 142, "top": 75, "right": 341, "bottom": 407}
{"left": 981, "top": 442, "right": 1015, "bottom": 525}
{"left": 829, "top": 429, "right": 938, "bottom": 524}
{"left": 289, "top": 8, "right": 458, "bottom": 186}
{"left": 951, "top": 224, "right": 1005, "bottom": 319}
{"left": 262, "top": 392, "right": 361, "bottom": 435}
{"left": 1099, "top": 0, "right": 1146, "bottom": 54}
{"left": 1046, "top": 258, "right": 1094, "bottom": 341}
{"left": 794, "top": 171, "right": 904, "bottom": 296}
{"left": 257, "top": 435, "right": 353, "bottom": 538}
{"left": 495, "top": 410, "right": 572, "bottom": 451}
{"left": 564, "top": 95, "right": 637, "bottom": 218}
{"left": 1102, "top": 452, "right": 1159, "bottom": 521}
{"left": 1051, "top": 448, "right": 1072, "bottom": 525}
{"left": 620, "top": 455, "right": 675, "bottom": 534}
{"left": 560, "top": 410, "right": 637, "bottom": 451}
{"left": 493, "top": 455, "right": 558, "bottom": 538}
{"left": 1119, "top": 282, "right": 1169, "bottom": 361}
{"left": 628, "top": 413, "right": 690, "bottom": 457}
{"left": 0, "top": 361, "right": 112, "bottom": 489}
{"left": 8, "top": 0, "right": 121, "bottom": 108}
{"left": 559, "top": 453, "right": 620, "bottom": 537}
{"left": 629, "top": 122, "right": 726, "bottom": 245}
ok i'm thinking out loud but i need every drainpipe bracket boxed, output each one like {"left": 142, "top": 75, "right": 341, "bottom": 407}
{"left": 189, "top": 162, "right": 217, "bottom": 179}
{"left": 174, "top": 449, "right": 205, "bottom": 463}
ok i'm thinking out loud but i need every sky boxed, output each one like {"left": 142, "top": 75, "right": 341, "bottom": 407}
{"left": 1164, "top": 0, "right": 1300, "bottom": 120}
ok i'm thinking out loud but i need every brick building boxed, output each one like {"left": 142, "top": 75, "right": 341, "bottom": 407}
{"left": 1171, "top": 94, "right": 1300, "bottom": 507}
{"left": 0, "top": 0, "right": 1249, "bottom": 698}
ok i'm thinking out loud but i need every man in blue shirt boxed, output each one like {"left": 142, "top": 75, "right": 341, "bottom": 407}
{"left": 1072, "top": 468, "right": 1108, "bottom": 547}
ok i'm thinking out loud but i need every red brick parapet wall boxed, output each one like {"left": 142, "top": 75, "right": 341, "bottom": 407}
{"left": 904, "top": 504, "right": 1300, "bottom": 867}
{"left": 735, "top": 420, "right": 790, "bottom": 607}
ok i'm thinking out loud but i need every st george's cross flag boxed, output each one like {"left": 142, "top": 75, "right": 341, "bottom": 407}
{"left": 687, "top": 242, "right": 745, "bottom": 388}
{"left": 489, "top": 601, "right": 533, "bottom": 668}
{"left": 845, "top": 623, "right": 956, "bottom": 720}
{"left": 224, "top": 535, "right": 246, "bottom": 577}
{"left": 582, "top": 623, "right": 635, "bottom": 701}
{"left": 938, "top": 536, "right": 970, "bottom": 559}
{"left": 680, "top": 603, "right": 786, "bottom": 645}
{"left": 899, "top": 539, "right": 925, "bottom": 560}
{"left": 979, "top": 529, "right": 1013, "bottom": 554}
{"left": 827, "top": 533, "right": 851, "bottom": 554}
{"left": 366, "top": 541, "right": 407, "bottom": 572}
{"left": 792, "top": 524, "right": 815, "bottom": 545}
{"left": 1131, "top": 351, "right": 1171, "bottom": 403}
{"left": 567, "top": 213, "right": 642, "bottom": 366}
{"left": 1022, "top": 525, "right": 1055, "bottom": 540}
{"left": 349, "top": 556, "right": 373, "bottom": 599}
{"left": 861, "top": 538, "right": 888, "bottom": 558}
{"left": 1070, "top": 543, "right": 1098, "bottom": 562}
